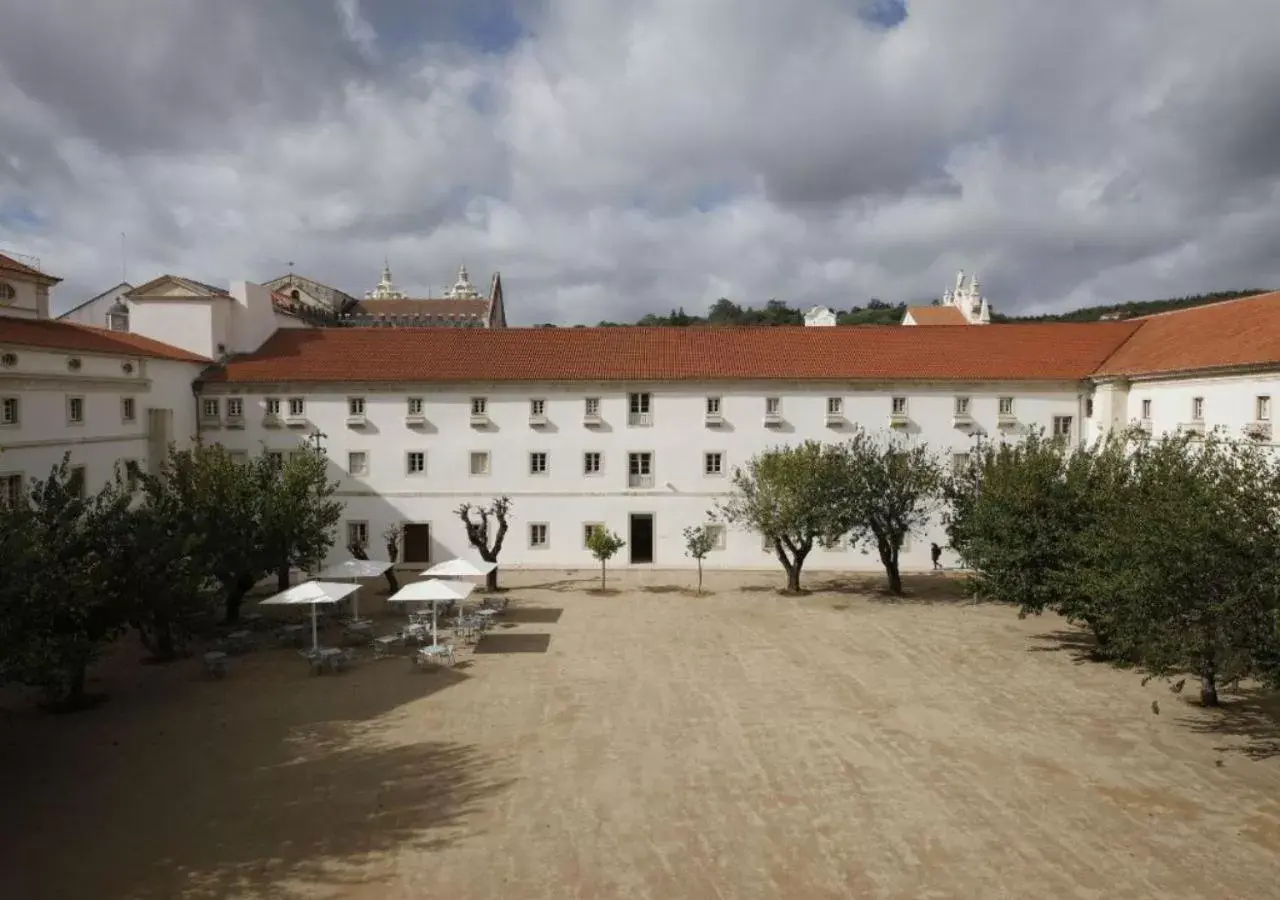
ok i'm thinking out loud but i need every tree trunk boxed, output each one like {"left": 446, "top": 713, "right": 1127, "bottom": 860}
{"left": 65, "top": 658, "right": 88, "bottom": 709}
{"left": 876, "top": 538, "right": 903, "bottom": 596}
{"left": 224, "top": 578, "right": 253, "bottom": 624}
{"left": 276, "top": 559, "right": 291, "bottom": 593}
{"left": 600, "top": 560, "right": 607, "bottom": 591}
{"left": 885, "top": 562, "right": 902, "bottom": 596}
{"left": 696, "top": 559, "right": 703, "bottom": 595}
{"left": 485, "top": 567, "right": 499, "bottom": 592}
{"left": 1200, "top": 655, "right": 1219, "bottom": 707}
{"left": 152, "top": 619, "right": 177, "bottom": 662}
{"left": 384, "top": 569, "right": 399, "bottom": 593}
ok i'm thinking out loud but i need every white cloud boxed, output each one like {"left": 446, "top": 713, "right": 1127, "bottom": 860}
{"left": 1, "top": 0, "right": 1279, "bottom": 324}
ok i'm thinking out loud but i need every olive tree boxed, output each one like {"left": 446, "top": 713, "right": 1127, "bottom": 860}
{"left": 683, "top": 524, "right": 717, "bottom": 594}
{"left": 586, "top": 527, "right": 626, "bottom": 591}
{"left": 456, "top": 496, "right": 512, "bottom": 591}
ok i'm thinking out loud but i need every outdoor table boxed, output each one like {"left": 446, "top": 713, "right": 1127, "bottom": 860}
{"left": 277, "top": 624, "right": 307, "bottom": 646}
{"left": 318, "top": 647, "right": 349, "bottom": 673}
{"left": 415, "top": 644, "right": 456, "bottom": 668}
{"left": 476, "top": 608, "right": 499, "bottom": 620}
{"left": 403, "top": 622, "right": 429, "bottom": 645}
{"left": 343, "top": 620, "right": 375, "bottom": 644}
{"left": 373, "top": 634, "right": 400, "bottom": 659}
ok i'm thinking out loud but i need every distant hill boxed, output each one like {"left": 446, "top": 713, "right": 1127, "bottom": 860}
{"left": 579, "top": 289, "right": 1271, "bottom": 329}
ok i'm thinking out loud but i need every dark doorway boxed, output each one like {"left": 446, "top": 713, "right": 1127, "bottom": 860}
{"left": 630, "top": 514, "right": 654, "bottom": 564}
{"left": 403, "top": 523, "right": 431, "bottom": 564}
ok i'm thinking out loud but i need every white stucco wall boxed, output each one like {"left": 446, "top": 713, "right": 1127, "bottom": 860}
{"left": 200, "top": 380, "right": 1087, "bottom": 572}
{"left": 129, "top": 300, "right": 216, "bottom": 359}
{"left": 58, "top": 284, "right": 132, "bottom": 328}
{"left": 0, "top": 347, "right": 203, "bottom": 495}
{"left": 1123, "top": 372, "right": 1278, "bottom": 443}
{"left": 0, "top": 277, "right": 45, "bottom": 320}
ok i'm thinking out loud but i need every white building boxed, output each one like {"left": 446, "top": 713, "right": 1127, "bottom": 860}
{"left": 57, "top": 281, "right": 134, "bottom": 330}
{"left": 902, "top": 270, "right": 993, "bottom": 326}
{"left": 6, "top": 250, "right": 1279, "bottom": 574}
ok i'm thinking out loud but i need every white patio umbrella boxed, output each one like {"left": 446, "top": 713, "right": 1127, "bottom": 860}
{"left": 258, "top": 580, "right": 360, "bottom": 652}
{"left": 421, "top": 558, "right": 496, "bottom": 610}
{"left": 388, "top": 579, "right": 476, "bottom": 645}
{"left": 312, "top": 559, "right": 393, "bottom": 620}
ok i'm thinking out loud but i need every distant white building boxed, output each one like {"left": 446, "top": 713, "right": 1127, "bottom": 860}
{"left": 57, "top": 282, "right": 134, "bottom": 330}
{"left": 902, "top": 270, "right": 992, "bottom": 326}
{"left": 803, "top": 306, "right": 838, "bottom": 327}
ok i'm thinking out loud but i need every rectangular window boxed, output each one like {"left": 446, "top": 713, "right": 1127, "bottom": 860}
{"left": 530, "top": 522, "right": 549, "bottom": 548}
{"left": 288, "top": 450, "right": 307, "bottom": 463}
{"left": 407, "top": 397, "right": 424, "bottom": 415}
{"left": 346, "top": 521, "right": 369, "bottom": 548}
{"left": 705, "top": 524, "right": 727, "bottom": 551}
{"left": 288, "top": 397, "right": 305, "bottom": 417}
{"left": 471, "top": 397, "right": 487, "bottom": 416}
{"left": 704, "top": 452, "right": 724, "bottom": 476}
{"left": 628, "top": 392, "right": 652, "bottom": 426}
{"left": 348, "top": 397, "right": 365, "bottom": 416}
{"left": 529, "top": 451, "right": 548, "bottom": 475}
{"left": 765, "top": 396, "right": 781, "bottom": 415}
{"left": 265, "top": 450, "right": 284, "bottom": 467}
{"left": 347, "top": 451, "right": 369, "bottom": 475}
{"left": 1141, "top": 398, "right": 1152, "bottom": 419}
{"left": 470, "top": 451, "right": 491, "bottom": 475}
{"left": 530, "top": 398, "right": 545, "bottom": 417}
{"left": 1258, "top": 395, "right": 1272, "bottom": 421}
{"left": 68, "top": 465, "right": 86, "bottom": 499}
{"left": 584, "top": 451, "right": 602, "bottom": 475}
{"left": 998, "top": 396, "right": 1014, "bottom": 416}
{"left": 265, "top": 398, "right": 281, "bottom": 416}
{"left": 1191, "top": 397, "right": 1204, "bottom": 421}
{"left": 585, "top": 397, "right": 601, "bottom": 417}
{"left": 706, "top": 396, "right": 722, "bottom": 415}
{"left": 1052, "top": 415, "right": 1074, "bottom": 438}
{"left": 201, "top": 398, "right": 220, "bottom": 419}
{"left": 118, "top": 459, "right": 141, "bottom": 488}
{"left": 225, "top": 397, "right": 243, "bottom": 418}
{"left": 227, "top": 450, "right": 249, "bottom": 465}
{"left": 951, "top": 453, "right": 971, "bottom": 474}
{"left": 1, "top": 397, "right": 18, "bottom": 425}
{"left": 121, "top": 397, "right": 136, "bottom": 422}
{"left": 406, "top": 451, "right": 426, "bottom": 475}
{"left": 628, "top": 452, "right": 653, "bottom": 488}
{"left": 827, "top": 397, "right": 843, "bottom": 415}
{"left": 67, "top": 396, "right": 85, "bottom": 424}
{"left": 583, "top": 523, "right": 603, "bottom": 547}
{"left": 954, "top": 396, "right": 970, "bottom": 415}
{"left": 1, "top": 473, "right": 23, "bottom": 507}
{"left": 891, "top": 396, "right": 907, "bottom": 415}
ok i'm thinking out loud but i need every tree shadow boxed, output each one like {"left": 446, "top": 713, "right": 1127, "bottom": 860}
{"left": 640, "top": 585, "right": 703, "bottom": 597}
{"left": 0, "top": 644, "right": 513, "bottom": 900}
{"left": 474, "top": 634, "right": 552, "bottom": 654}
{"left": 518, "top": 575, "right": 598, "bottom": 592}
{"left": 500, "top": 606, "right": 564, "bottom": 624}
{"left": 809, "top": 574, "right": 972, "bottom": 605}
{"left": 1026, "top": 629, "right": 1105, "bottom": 665}
{"left": 1174, "top": 687, "right": 1280, "bottom": 760}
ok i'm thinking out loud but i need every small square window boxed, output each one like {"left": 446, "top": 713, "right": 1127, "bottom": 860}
{"left": 827, "top": 397, "right": 842, "bottom": 415}
{"left": 529, "top": 451, "right": 548, "bottom": 475}
{"left": 704, "top": 452, "right": 724, "bottom": 476}
{"left": 471, "top": 397, "right": 487, "bottom": 416}
{"left": 201, "top": 398, "right": 220, "bottom": 419}
{"left": 407, "top": 397, "right": 424, "bottom": 415}
{"left": 288, "top": 397, "right": 305, "bottom": 417}
{"left": 891, "top": 396, "right": 907, "bottom": 415}
{"left": 406, "top": 451, "right": 427, "bottom": 475}
{"left": 998, "top": 396, "right": 1014, "bottom": 416}
{"left": 347, "top": 521, "right": 369, "bottom": 548}
{"left": 530, "top": 523, "right": 549, "bottom": 548}
{"left": 765, "top": 397, "right": 781, "bottom": 415}
{"left": 1, "top": 397, "right": 19, "bottom": 426}
{"left": 706, "top": 396, "right": 722, "bottom": 415}
{"left": 530, "top": 398, "right": 545, "bottom": 417}
{"left": 583, "top": 523, "right": 603, "bottom": 547}
{"left": 470, "top": 451, "right": 491, "bottom": 475}
{"left": 265, "top": 398, "right": 281, "bottom": 416}
{"left": 1191, "top": 397, "right": 1204, "bottom": 421}
{"left": 951, "top": 453, "right": 971, "bottom": 474}
{"left": 584, "top": 451, "right": 602, "bottom": 475}
{"left": 265, "top": 450, "right": 284, "bottom": 467}
{"left": 1141, "top": 398, "right": 1152, "bottom": 419}
{"left": 1257, "top": 395, "right": 1272, "bottom": 421}
{"left": 121, "top": 397, "right": 136, "bottom": 422}
{"left": 705, "top": 524, "right": 726, "bottom": 550}
{"left": 0, "top": 473, "right": 22, "bottom": 507}
{"left": 1052, "top": 415, "right": 1073, "bottom": 438}
{"left": 225, "top": 397, "right": 243, "bottom": 418}
{"left": 585, "top": 397, "right": 601, "bottom": 417}
{"left": 67, "top": 396, "right": 85, "bottom": 424}
{"left": 349, "top": 397, "right": 365, "bottom": 416}
{"left": 348, "top": 451, "right": 369, "bottom": 475}
{"left": 954, "top": 396, "right": 970, "bottom": 415}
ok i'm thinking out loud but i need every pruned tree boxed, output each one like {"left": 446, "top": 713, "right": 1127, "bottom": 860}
{"left": 683, "top": 524, "right": 717, "bottom": 594}
{"left": 586, "top": 527, "right": 626, "bottom": 591}
{"left": 835, "top": 432, "right": 944, "bottom": 595}
{"left": 382, "top": 525, "right": 401, "bottom": 593}
{"left": 715, "top": 441, "right": 847, "bottom": 592}
{"left": 260, "top": 436, "right": 344, "bottom": 592}
{"left": 456, "top": 496, "right": 511, "bottom": 591}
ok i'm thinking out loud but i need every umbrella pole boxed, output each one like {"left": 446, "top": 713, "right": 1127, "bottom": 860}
{"left": 432, "top": 600, "right": 439, "bottom": 646}
{"left": 352, "top": 576, "right": 359, "bottom": 621}
{"left": 311, "top": 603, "right": 319, "bottom": 652}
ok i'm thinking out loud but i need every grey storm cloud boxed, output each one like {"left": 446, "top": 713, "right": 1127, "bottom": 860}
{"left": 1, "top": 0, "right": 1279, "bottom": 326}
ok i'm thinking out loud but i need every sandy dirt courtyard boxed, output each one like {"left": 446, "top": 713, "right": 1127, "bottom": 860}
{"left": 2, "top": 568, "right": 1280, "bottom": 899}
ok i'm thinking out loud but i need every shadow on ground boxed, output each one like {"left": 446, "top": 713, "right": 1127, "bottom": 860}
{"left": 475, "top": 633, "right": 552, "bottom": 654}
{"left": 0, "top": 639, "right": 513, "bottom": 900}
{"left": 1027, "top": 629, "right": 1106, "bottom": 665}
{"left": 500, "top": 606, "right": 564, "bottom": 624}
{"left": 1175, "top": 687, "right": 1280, "bottom": 760}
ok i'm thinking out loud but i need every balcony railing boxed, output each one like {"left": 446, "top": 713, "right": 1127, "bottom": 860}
{"left": 628, "top": 411, "right": 653, "bottom": 427}
{"left": 628, "top": 473, "right": 654, "bottom": 489}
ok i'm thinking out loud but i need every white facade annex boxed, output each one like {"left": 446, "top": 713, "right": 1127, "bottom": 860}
{"left": 56, "top": 282, "right": 134, "bottom": 330}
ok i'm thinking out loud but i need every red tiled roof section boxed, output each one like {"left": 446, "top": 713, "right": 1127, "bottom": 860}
{"left": 0, "top": 252, "right": 61, "bottom": 283}
{"left": 353, "top": 298, "right": 489, "bottom": 318}
{"left": 201, "top": 322, "right": 1140, "bottom": 385}
{"left": 0, "top": 317, "right": 208, "bottom": 362}
{"left": 904, "top": 306, "right": 968, "bottom": 325}
{"left": 1095, "top": 290, "right": 1280, "bottom": 377}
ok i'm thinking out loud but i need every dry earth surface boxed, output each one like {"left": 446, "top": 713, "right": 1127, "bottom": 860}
{"left": 2, "top": 568, "right": 1280, "bottom": 899}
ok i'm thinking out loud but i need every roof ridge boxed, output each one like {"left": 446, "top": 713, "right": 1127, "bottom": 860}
{"left": 1127, "top": 289, "right": 1279, "bottom": 320}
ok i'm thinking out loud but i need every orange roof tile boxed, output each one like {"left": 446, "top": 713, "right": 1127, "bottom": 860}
{"left": 0, "top": 252, "right": 61, "bottom": 284}
{"left": 904, "top": 306, "right": 968, "bottom": 325}
{"left": 0, "top": 317, "right": 208, "bottom": 362}
{"left": 200, "top": 322, "right": 1140, "bottom": 385}
{"left": 1094, "top": 290, "right": 1280, "bottom": 378}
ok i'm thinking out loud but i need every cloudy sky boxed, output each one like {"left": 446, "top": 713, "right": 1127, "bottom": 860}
{"left": 2, "top": 0, "right": 1279, "bottom": 323}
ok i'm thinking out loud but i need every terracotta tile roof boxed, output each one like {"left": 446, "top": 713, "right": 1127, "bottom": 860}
{"left": 904, "top": 306, "right": 968, "bottom": 325}
{"left": 200, "top": 322, "right": 1140, "bottom": 385}
{"left": 0, "top": 252, "right": 61, "bottom": 284}
{"left": 352, "top": 297, "right": 489, "bottom": 319}
{"left": 1094, "top": 290, "right": 1280, "bottom": 378}
{"left": 0, "top": 317, "right": 209, "bottom": 362}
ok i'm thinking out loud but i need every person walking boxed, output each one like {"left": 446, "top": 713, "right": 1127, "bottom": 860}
{"left": 930, "top": 542, "right": 943, "bottom": 570}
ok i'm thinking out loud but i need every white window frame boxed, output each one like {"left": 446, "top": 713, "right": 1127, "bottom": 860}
{"left": 265, "top": 398, "right": 281, "bottom": 416}
{"left": 407, "top": 396, "right": 424, "bottom": 415}
{"left": 346, "top": 520, "right": 370, "bottom": 548}
{"left": 951, "top": 452, "right": 971, "bottom": 474}
{"left": 826, "top": 397, "right": 843, "bottom": 416}
{"left": 121, "top": 396, "right": 136, "bottom": 423}
{"left": 406, "top": 450, "right": 427, "bottom": 475}
{"left": 704, "top": 451, "right": 724, "bottom": 476}
{"left": 288, "top": 397, "right": 305, "bottom": 417}
{"left": 1, "top": 472, "right": 23, "bottom": 507}
{"left": 530, "top": 398, "right": 546, "bottom": 417}
{"left": 706, "top": 396, "right": 722, "bottom": 415}
{"left": 584, "top": 397, "right": 601, "bottom": 417}
{"left": 470, "top": 451, "right": 491, "bottom": 476}
{"left": 628, "top": 451, "right": 654, "bottom": 488}
{"left": 68, "top": 465, "right": 87, "bottom": 498}
{"left": 705, "top": 523, "right": 727, "bottom": 551}
{"left": 348, "top": 397, "right": 366, "bottom": 416}
{"left": 67, "top": 395, "right": 85, "bottom": 425}
{"left": 471, "top": 397, "right": 488, "bottom": 416}
{"left": 1, "top": 396, "right": 18, "bottom": 426}
{"left": 1141, "top": 398, "right": 1152, "bottom": 419}
{"left": 225, "top": 397, "right": 243, "bottom": 419}
{"left": 998, "top": 396, "right": 1015, "bottom": 416}
{"left": 583, "top": 451, "right": 603, "bottom": 476}
{"left": 529, "top": 451, "right": 548, "bottom": 475}
{"left": 1257, "top": 395, "right": 1272, "bottom": 421}
{"left": 954, "top": 396, "right": 970, "bottom": 415}
{"left": 347, "top": 451, "right": 369, "bottom": 476}
{"left": 529, "top": 522, "right": 549, "bottom": 549}
{"left": 201, "top": 397, "right": 220, "bottom": 420}
{"left": 583, "top": 522, "right": 604, "bottom": 548}
{"left": 765, "top": 396, "right": 781, "bottom": 415}
{"left": 628, "top": 392, "right": 653, "bottom": 426}
{"left": 1191, "top": 396, "right": 1204, "bottom": 421}
{"left": 891, "top": 396, "right": 908, "bottom": 415}
{"left": 1052, "top": 415, "right": 1074, "bottom": 438}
